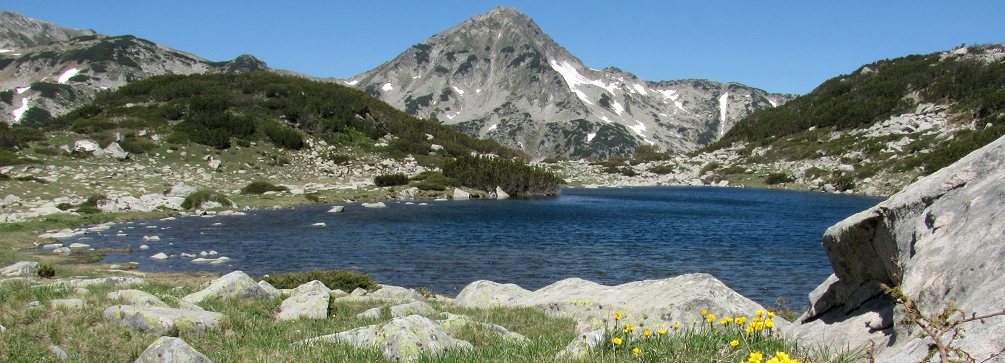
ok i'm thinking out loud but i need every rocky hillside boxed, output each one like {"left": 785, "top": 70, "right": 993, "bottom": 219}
{"left": 346, "top": 6, "right": 791, "bottom": 159}
{"left": 0, "top": 10, "right": 267, "bottom": 126}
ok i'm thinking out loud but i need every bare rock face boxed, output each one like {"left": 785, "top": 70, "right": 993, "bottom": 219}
{"left": 456, "top": 273, "right": 773, "bottom": 333}
{"left": 0, "top": 261, "right": 38, "bottom": 277}
{"left": 790, "top": 135, "right": 1005, "bottom": 362}
{"left": 347, "top": 6, "right": 790, "bottom": 158}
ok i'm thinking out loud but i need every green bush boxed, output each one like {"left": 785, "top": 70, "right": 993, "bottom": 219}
{"left": 374, "top": 173, "right": 409, "bottom": 187}
{"left": 264, "top": 122, "right": 304, "bottom": 150}
{"left": 443, "top": 155, "right": 564, "bottom": 196}
{"left": 163, "top": 132, "right": 190, "bottom": 144}
{"left": 19, "top": 108, "right": 52, "bottom": 129}
{"left": 181, "top": 190, "right": 232, "bottom": 210}
{"left": 648, "top": 165, "right": 676, "bottom": 175}
{"left": 119, "top": 137, "right": 157, "bottom": 154}
{"left": 261, "top": 269, "right": 379, "bottom": 292}
{"left": 37, "top": 264, "right": 56, "bottom": 278}
{"left": 764, "top": 172, "right": 795, "bottom": 185}
{"left": 56, "top": 202, "right": 74, "bottom": 210}
{"left": 33, "top": 146, "right": 62, "bottom": 156}
{"left": 76, "top": 194, "right": 107, "bottom": 214}
{"left": 325, "top": 153, "right": 353, "bottom": 165}
{"left": 240, "top": 181, "right": 289, "bottom": 194}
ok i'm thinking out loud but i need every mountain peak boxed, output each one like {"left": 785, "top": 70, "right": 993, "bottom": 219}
{"left": 0, "top": 10, "right": 96, "bottom": 49}
{"left": 481, "top": 6, "right": 530, "bottom": 20}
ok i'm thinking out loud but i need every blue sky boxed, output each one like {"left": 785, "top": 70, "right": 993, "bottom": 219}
{"left": 4, "top": 1, "right": 1001, "bottom": 95}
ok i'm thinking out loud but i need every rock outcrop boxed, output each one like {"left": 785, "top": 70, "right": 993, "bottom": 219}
{"left": 134, "top": 336, "right": 212, "bottom": 363}
{"left": 790, "top": 135, "right": 1005, "bottom": 362}
{"left": 456, "top": 273, "right": 772, "bottom": 333}
{"left": 303, "top": 315, "right": 473, "bottom": 362}
{"left": 0, "top": 261, "right": 38, "bottom": 277}
{"left": 104, "top": 305, "right": 223, "bottom": 335}
{"left": 182, "top": 271, "right": 276, "bottom": 305}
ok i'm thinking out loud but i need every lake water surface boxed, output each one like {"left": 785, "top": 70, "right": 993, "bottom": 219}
{"left": 62, "top": 186, "right": 883, "bottom": 306}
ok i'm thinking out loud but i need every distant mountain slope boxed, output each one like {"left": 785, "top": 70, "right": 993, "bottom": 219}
{"left": 347, "top": 6, "right": 791, "bottom": 159}
{"left": 0, "top": 10, "right": 266, "bottom": 125}
{"left": 685, "top": 43, "right": 1005, "bottom": 194}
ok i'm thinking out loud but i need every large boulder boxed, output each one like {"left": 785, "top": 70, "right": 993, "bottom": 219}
{"left": 134, "top": 336, "right": 212, "bottom": 363}
{"left": 276, "top": 283, "right": 330, "bottom": 322}
{"left": 456, "top": 274, "right": 770, "bottom": 333}
{"left": 302, "top": 315, "right": 472, "bottom": 361}
{"left": 556, "top": 328, "right": 606, "bottom": 360}
{"left": 104, "top": 306, "right": 223, "bottom": 335}
{"left": 790, "top": 135, "right": 1005, "bottom": 362}
{"left": 0, "top": 261, "right": 38, "bottom": 277}
{"left": 390, "top": 301, "right": 435, "bottom": 317}
{"left": 107, "top": 289, "right": 169, "bottom": 308}
{"left": 182, "top": 271, "right": 276, "bottom": 305}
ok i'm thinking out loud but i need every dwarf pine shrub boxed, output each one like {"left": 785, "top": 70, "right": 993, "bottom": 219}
{"left": 374, "top": 173, "right": 409, "bottom": 187}
{"left": 241, "top": 181, "right": 289, "bottom": 194}
{"left": 181, "top": 190, "right": 231, "bottom": 210}
{"left": 262, "top": 269, "right": 379, "bottom": 292}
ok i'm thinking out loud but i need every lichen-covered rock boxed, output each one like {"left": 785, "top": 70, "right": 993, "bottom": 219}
{"left": 107, "top": 289, "right": 169, "bottom": 308}
{"left": 390, "top": 301, "right": 435, "bottom": 317}
{"left": 454, "top": 280, "right": 530, "bottom": 308}
{"left": 257, "top": 280, "right": 281, "bottom": 297}
{"left": 456, "top": 274, "right": 770, "bottom": 333}
{"left": 50, "top": 298, "right": 85, "bottom": 310}
{"left": 1, "top": 261, "right": 38, "bottom": 277}
{"left": 291, "top": 280, "right": 330, "bottom": 296}
{"left": 555, "top": 328, "right": 606, "bottom": 359}
{"left": 357, "top": 307, "right": 382, "bottom": 319}
{"left": 438, "top": 313, "right": 529, "bottom": 345}
{"left": 790, "top": 135, "right": 1005, "bottom": 362}
{"left": 303, "top": 315, "right": 473, "bottom": 361}
{"left": 103, "top": 305, "right": 222, "bottom": 335}
{"left": 182, "top": 271, "right": 274, "bottom": 305}
{"left": 276, "top": 291, "right": 329, "bottom": 321}
{"left": 134, "top": 336, "right": 212, "bottom": 363}
{"left": 53, "top": 276, "right": 146, "bottom": 289}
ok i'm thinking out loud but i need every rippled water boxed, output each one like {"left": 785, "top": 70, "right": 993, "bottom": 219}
{"left": 61, "top": 186, "right": 883, "bottom": 306}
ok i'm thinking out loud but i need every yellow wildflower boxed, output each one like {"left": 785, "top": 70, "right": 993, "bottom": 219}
{"left": 765, "top": 319, "right": 775, "bottom": 329}
{"left": 624, "top": 324, "right": 635, "bottom": 333}
{"left": 720, "top": 317, "right": 733, "bottom": 326}
{"left": 745, "top": 325, "right": 755, "bottom": 333}
{"left": 674, "top": 323, "right": 680, "bottom": 330}
{"left": 613, "top": 337, "right": 623, "bottom": 345}
{"left": 730, "top": 339, "right": 740, "bottom": 347}
{"left": 643, "top": 330, "right": 651, "bottom": 337}
{"left": 706, "top": 313, "right": 716, "bottom": 323}
{"left": 614, "top": 312, "right": 623, "bottom": 320}
{"left": 632, "top": 347, "right": 641, "bottom": 356}
{"left": 756, "top": 309, "right": 766, "bottom": 316}
{"left": 700, "top": 309, "right": 708, "bottom": 317}
{"left": 658, "top": 328, "right": 667, "bottom": 335}
{"left": 768, "top": 311, "right": 775, "bottom": 318}
{"left": 745, "top": 351, "right": 764, "bottom": 363}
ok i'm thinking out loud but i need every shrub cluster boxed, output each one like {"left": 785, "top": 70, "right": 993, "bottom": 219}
{"left": 443, "top": 155, "right": 564, "bottom": 196}
{"left": 764, "top": 173, "right": 794, "bottom": 185}
{"left": 181, "top": 190, "right": 231, "bottom": 210}
{"left": 240, "top": 181, "right": 289, "bottom": 195}
{"left": 261, "top": 269, "right": 379, "bottom": 292}
{"left": 374, "top": 173, "right": 409, "bottom": 187}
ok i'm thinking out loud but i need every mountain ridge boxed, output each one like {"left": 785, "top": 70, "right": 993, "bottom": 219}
{"left": 346, "top": 6, "right": 792, "bottom": 159}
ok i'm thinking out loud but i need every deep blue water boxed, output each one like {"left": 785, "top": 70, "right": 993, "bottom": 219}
{"left": 60, "top": 186, "right": 882, "bottom": 307}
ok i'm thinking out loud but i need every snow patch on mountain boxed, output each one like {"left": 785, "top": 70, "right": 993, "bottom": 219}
{"left": 344, "top": 80, "right": 359, "bottom": 86}
{"left": 381, "top": 83, "right": 393, "bottom": 91}
{"left": 16, "top": 86, "right": 30, "bottom": 94}
{"left": 633, "top": 84, "right": 648, "bottom": 95}
{"left": 549, "top": 60, "right": 617, "bottom": 95}
{"left": 12, "top": 97, "right": 30, "bottom": 121}
{"left": 612, "top": 101, "right": 625, "bottom": 116}
{"left": 57, "top": 68, "right": 79, "bottom": 83}
{"left": 487, "top": 123, "right": 498, "bottom": 131}
{"left": 718, "top": 93, "right": 729, "bottom": 136}
{"left": 629, "top": 120, "right": 647, "bottom": 136}
{"left": 656, "top": 89, "right": 686, "bottom": 112}
{"left": 0, "top": 49, "right": 11, "bottom": 53}
{"left": 453, "top": 86, "right": 464, "bottom": 95}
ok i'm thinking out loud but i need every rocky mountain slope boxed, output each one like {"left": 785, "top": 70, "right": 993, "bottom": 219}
{"left": 346, "top": 6, "right": 791, "bottom": 159}
{"left": 0, "top": 10, "right": 266, "bottom": 126}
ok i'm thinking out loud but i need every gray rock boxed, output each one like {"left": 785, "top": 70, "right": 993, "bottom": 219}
{"left": 327, "top": 206, "right": 344, "bottom": 213}
{"left": 361, "top": 202, "right": 386, "bottom": 208}
{"left": 0, "top": 323, "right": 6, "bottom": 333}
{"left": 50, "top": 298, "right": 85, "bottom": 310}
{"left": 456, "top": 274, "right": 773, "bottom": 333}
{"left": 257, "top": 280, "right": 282, "bottom": 298}
{"left": 0, "top": 261, "right": 38, "bottom": 277}
{"left": 68, "top": 243, "right": 90, "bottom": 249}
{"left": 495, "top": 186, "right": 510, "bottom": 199}
{"left": 103, "top": 305, "right": 223, "bottom": 335}
{"left": 350, "top": 287, "right": 367, "bottom": 296}
{"left": 107, "top": 289, "right": 169, "bottom": 308}
{"left": 303, "top": 315, "right": 473, "bottom": 361}
{"left": 790, "top": 134, "right": 1005, "bottom": 362}
{"left": 292, "top": 280, "right": 331, "bottom": 296}
{"left": 52, "top": 247, "right": 71, "bottom": 255}
{"left": 50, "top": 345, "right": 68, "bottom": 360}
{"left": 73, "top": 139, "right": 100, "bottom": 153}
{"left": 182, "top": 271, "right": 274, "bottom": 305}
{"left": 438, "top": 313, "right": 529, "bottom": 345}
{"left": 369, "top": 285, "right": 425, "bottom": 302}
{"left": 51, "top": 277, "right": 146, "bottom": 289}
{"left": 103, "top": 142, "right": 129, "bottom": 159}
{"left": 26, "top": 300, "right": 40, "bottom": 308}
{"left": 555, "top": 328, "right": 606, "bottom": 359}
{"left": 357, "top": 307, "right": 382, "bottom": 319}
{"left": 151, "top": 253, "right": 168, "bottom": 260}
{"left": 276, "top": 291, "right": 330, "bottom": 321}
{"left": 398, "top": 187, "right": 419, "bottom": 200}
{"left": 4, "top": 194, "right": 22, "bottom": 206}
{"left": 452, "top": 188, "right": 470, "bottom": 200}
{"left": 166, "top": 183, "right": 198, "bottom": 198}
{"left": 133, "top": 336, "right": 212, "bottom": 363}
{"left": 390, "top": 301, "right": 435, "bottom": 317}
